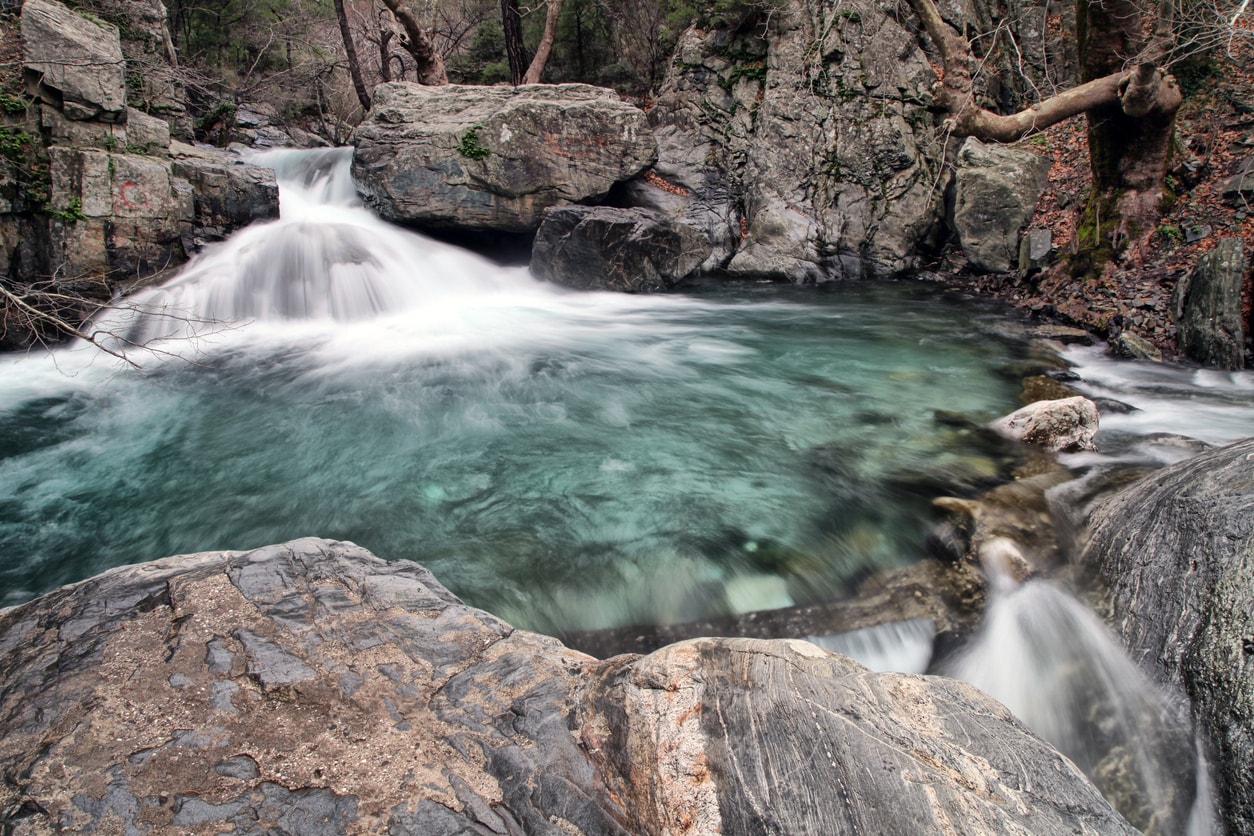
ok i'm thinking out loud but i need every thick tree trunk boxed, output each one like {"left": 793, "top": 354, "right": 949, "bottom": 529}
{"left": 1074, "top": 0, "right": 1182, "bottom": 272}
{"left": 379, "top": 0, "right": 448, "bottom": 86}
{"left": 905, "top": 0, "right": 1181, "bottom": 277}
{"left": 522, "top": 0, "right": 564, "bottom": 84}
{"left": 334, "top": 0, "right": 372, "bottom": 111}
{"left": 501, "top": 0, "right": 526, "bottom": 86}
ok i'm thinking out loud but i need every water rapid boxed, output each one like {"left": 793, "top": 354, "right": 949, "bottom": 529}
{"left": 948, "top": 562, "right": 1209, "bottom": 833}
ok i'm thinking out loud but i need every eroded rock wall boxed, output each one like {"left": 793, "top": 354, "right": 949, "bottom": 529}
{"left": 628, "top": 0, "right": 945, "bottom": 282}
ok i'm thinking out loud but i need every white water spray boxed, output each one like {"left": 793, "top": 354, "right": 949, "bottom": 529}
{"left": 949, "top": 555, "right": 1210, "bottom": 834}
{"left": 89, "top": 148, "right": 529, "bottom": 349}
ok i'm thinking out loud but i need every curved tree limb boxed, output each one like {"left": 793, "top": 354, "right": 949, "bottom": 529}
{"left": 379, "top": 0, "right": 448, "bottom": 86}
{"left": 906, "top": 0, "right": 1179, "bottom": 141}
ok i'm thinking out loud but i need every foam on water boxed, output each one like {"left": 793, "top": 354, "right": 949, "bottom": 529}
{"left": 808, "top": 617, "right": 935, "bottom": 673}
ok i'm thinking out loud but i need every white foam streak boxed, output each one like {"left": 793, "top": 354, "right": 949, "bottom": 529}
{"left": 951, "top": 579, "right": 1201, "bottom": 831}
{"left": 808, "top": 617, "right": 935, "bottom": 673}
{"left": 1062, "top": 343, "right": 1254, "bottom": 451}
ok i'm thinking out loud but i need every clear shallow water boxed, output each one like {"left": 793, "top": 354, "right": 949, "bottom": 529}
{"left": 0, "top": 150, "right": 1035, "bottom": 631}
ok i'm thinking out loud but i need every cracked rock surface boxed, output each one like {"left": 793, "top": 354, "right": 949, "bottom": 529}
{"left": 0, "top": 538, "right": 1134, "bottom": 833}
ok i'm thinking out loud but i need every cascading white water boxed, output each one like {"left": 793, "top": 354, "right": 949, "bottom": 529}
{"left": 949, "top": 559, "right": 1211, "bottom": 834}
{"left": 807, "top": 617, "right": 935, "bottom": 673}
{"left": 87, "top": 147, "right": 534, "bottom": 350}
{"left": 1061, "top": 341, "right": 1254, "bottom": 465}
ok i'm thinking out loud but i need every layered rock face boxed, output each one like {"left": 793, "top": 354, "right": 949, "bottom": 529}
{"left": 1085, "top": 438, "right": 1254, "bottom": 834}
{"left": 626, "top": 0, "right": 944, "bottom": 281}
{"left": 0, "top": 538, "right": 1137, "bottom": 834}
{"left": 351, "top": 83, "right": 656, "bottom": 233}
{"left": 1, "top": 0, "right": 276, "bottom": 348}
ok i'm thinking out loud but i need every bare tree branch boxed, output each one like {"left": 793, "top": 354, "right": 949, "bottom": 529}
{"left": 378, "top": 0, "right": 449, "bottom": 85}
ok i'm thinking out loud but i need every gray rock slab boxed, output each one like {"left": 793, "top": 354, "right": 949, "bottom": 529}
{"left": 954, "top": 138, "right": 1052, "bottom": 273}
{"left": 0, "top": 537, "right": 1138, "bottom": 833}
{"left": 21, "top": 0, "right": 126, "bottom": 122}
{"left": 1085, "top": 438, "right": 1254, "bottom": 834}
{"left": 351, "top": 83, "right": 656, "bottom": 233}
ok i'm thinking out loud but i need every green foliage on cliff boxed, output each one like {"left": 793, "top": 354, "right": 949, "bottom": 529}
{"left": 457, "top": 126, "right": 491, "bottom": 160}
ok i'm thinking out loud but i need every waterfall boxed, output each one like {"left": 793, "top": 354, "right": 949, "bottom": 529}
{"left": 86, "top": 147, "right": 534, "bottom": 351}
{"left": 948, "top": 559, "right": 1211, "bottom": 834}
{"left": 2, "top": 148, "right": 1244, "bottom": 833}
{"left": 807, "top": 618, "right": 935, "bottom": 674}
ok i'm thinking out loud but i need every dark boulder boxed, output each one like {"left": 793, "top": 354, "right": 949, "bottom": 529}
{"left": 1084, "top": 438, "right": 1254, "bottom": 834}
{"left": 531, "top": 206, "right": 710, "bottom": 292}
{"left": 1173, "top": 237, "right": 1248, "bottom": 369}
{"left": 0, "top": 538, "right": 1138, "bottom": 834}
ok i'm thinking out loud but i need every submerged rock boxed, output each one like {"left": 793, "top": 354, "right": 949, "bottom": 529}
{"left": 1085, "top": 438, "right": 1254, "bottom": 834}
{"left": 1110, "top": 330, "right": 1164, "bottom": 362}
{"left": 0, "top": 538, "right": 1137, "bottom": 833}
{"left": 531, "top": 206, "right": 710, "bottom": 292}
{"left": 351, "top": 83, "right": 656, "bottom": 233}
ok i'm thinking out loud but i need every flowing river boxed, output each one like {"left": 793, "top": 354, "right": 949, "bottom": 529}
{"left": 0, "top": 148, "right": 1046, "bottom": 628}
{"left": 1, "top": 147, "right": 1250, "bottom": 830}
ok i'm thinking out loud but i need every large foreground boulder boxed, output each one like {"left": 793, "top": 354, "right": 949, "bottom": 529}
{"left": 351, "top": 83, "right": 656, "bottom": 234}
{"left": 0, "top": 538, "right": 1136, "bottom": 833}
{"left": 1084, "top": 438, "right": 1254, "bottom": 834}
{"left": 531, "top": 206, "right": 710, "bottom": 292}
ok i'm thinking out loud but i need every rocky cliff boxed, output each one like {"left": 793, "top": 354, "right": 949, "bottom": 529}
{"left": 623, "top": 0, "right": 945, "bottom": 282}
{"left": 0, "top": 0, "right": 276, "bottom": 350}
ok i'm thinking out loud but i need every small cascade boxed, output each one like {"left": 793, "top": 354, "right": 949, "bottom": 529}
{"left": 1061, "top": 341, "right": 1254, "bottom": 463}
{"left": 87, "top": 148, "right": 530, "bottom": 350}
{"left": 807, "top": 617, "right": 934, "bottom": 673}
{"left": 948, "top": 559, "right": 1209, "bottom": 834}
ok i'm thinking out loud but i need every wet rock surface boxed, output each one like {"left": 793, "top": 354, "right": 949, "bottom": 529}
{"left": 351, "top": 83, "right": 656, "bottom": 233}
{"left": 531, "top": 206, "right": 710, "bottom": 292}
{"left": 1085, "top": 438, "right": 1254, "bottom": 835}
{"left": 991, "top": 395, "right": 1100, "bottom": 452}
{"left": 0, "top": 538, "right": 1138, "bottom": 834}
